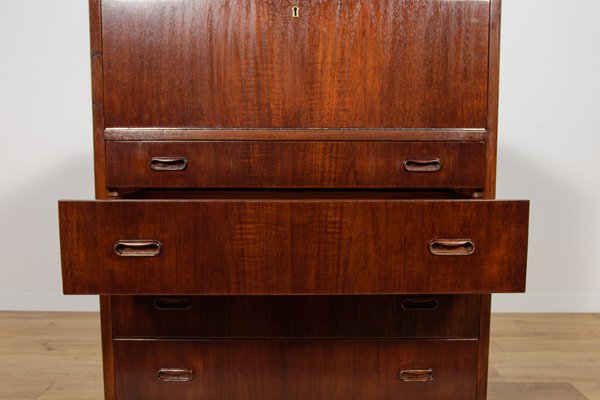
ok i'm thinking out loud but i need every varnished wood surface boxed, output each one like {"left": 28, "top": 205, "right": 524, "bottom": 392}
{"left": 98, "top": 297, "right": 115, "bottom": 400}
{"left": 113, "top": 339, "right": 478, "bottom": 400}
{"left": 106, "top": 141, "right": 486, "bottom": 189}
{"left": 89, "top": 0, "right": 115, "bottom": 396}
{"left": 101, "top": 0, "right": 490, "bottom": 128}
{"left": 59, "top": 200, "right": 529, "bottom": 294}
{"left": 104, "top": 128, "right": 488, "bottom": 142}
{"left": 485, "top": 0, "right": 502, "bottom": 198}
{"left": 89, "top": 0, "right": 108, "bottom": 198}
{"left": 111, "top": 295, "right": 480, "bottom": 339}
{"left": 478, "top": 295, "right": 493, "bottom": 399}
{"left": 1, "top": 313, "right": 597, "bottom": 400}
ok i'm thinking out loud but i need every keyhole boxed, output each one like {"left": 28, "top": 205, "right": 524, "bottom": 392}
{"left": 292, "top": 5, "right": 299, "bottom": 18}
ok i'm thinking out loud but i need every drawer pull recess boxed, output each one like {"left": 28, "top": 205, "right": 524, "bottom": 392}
{"left": 157, "top": 368, "right": 194, "bottom": 383}
{"left": 153, "top": 297, "right": 192, "bottom": 310}
{"left": 114, "top": 240, "right": 162, "bottom": 257}
{"left": 403, "top": 158, "right": 442, "bottom": 172}
{"left": 401, "top": 297, "right": 440, "bottom": 311}
{"left": 150, "top": 157, "right": 188, "bottom": 171}
{"left": 399, "top": 368, "right": 435, "bottom": 382}
{"left": 429, "top": 239, "right": 475, "bottom": 256}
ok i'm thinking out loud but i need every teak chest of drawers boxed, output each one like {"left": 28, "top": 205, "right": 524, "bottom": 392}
{"left": 58, "top": 1, "right": 529, "bottom": 399}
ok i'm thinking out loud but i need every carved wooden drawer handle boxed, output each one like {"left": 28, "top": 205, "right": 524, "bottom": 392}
{"left": 403, "top": 159, "right": 442, "bottom": 172}
{"left": 114, "top": 240, "right": 162, "bottom": 257}
{"left": 150, "top": 157, "right": 188, "bottom": 171}
{"left": 401, "top": 297, "right": 440, "bottom": 311}
{"left": 157, "top": 368, "right": 194, "bottom": 382}
{"left": 399, "top": 368, "right": 435, "bottom": 382}
{"left": 429, "top": 239, "right": 475, "bottom": 256}
{"left": 153, "top": 297, "right": 192, "bottom": 311}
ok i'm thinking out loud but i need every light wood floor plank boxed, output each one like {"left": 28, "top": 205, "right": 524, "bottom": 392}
{"left": 490, "top": 314, "right": 600, "bottom": 400}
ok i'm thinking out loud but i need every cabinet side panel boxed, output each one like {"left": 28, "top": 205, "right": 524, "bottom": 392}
{"left": 99, "top": 296, "right": 115, "bottom": 400}
{"left": 90, "top": 0, "right": 114, "bottom": 399}
{"left": 485, "top": 0, "right": 502, "bottom": 198}
{"left": 477, "top": 294, "right": 492, "bottom": 400}
{"left": 89, "top": 0, "right": 108, "bottom": 198}
{"left": 479, "top": 1, "right": 502, "bottom": 398}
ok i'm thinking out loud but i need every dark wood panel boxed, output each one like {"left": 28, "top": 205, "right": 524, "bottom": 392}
{"left": 486, "top": 0, "right": 503, "bottom": 198}
{"left": 59, "top": 199, "right": 528, "bottom": 295}
{"left": 104, "top": 128, "right": 488, "bottom": 142}
{"left": 101, "top": 0, "right": 490, "bottom": 128}
{"left": 476, "top": 2, "right": 502, "bottom": 394}
{"left": 477, "top": 294, "right": 492, "bottom": 400}
{"left": 106, "top": 141, "right": 486, "bottom": 189}
{"left": 113, "top": 339, "right": 478, "bottom": 400}
{"left": 99, "top": 296, "right": 116, "bottom": 400}
{"left": 403, "top": 201, "right": 529, "bottom": 293}
{"left": 111, "top": 295, "right": 480, "bottom": 339}
{"left": 89, "top": 0, "right": 108, "bottom": 198}
{"left": 89, "top": 0, "right": 115, "bottom": 398}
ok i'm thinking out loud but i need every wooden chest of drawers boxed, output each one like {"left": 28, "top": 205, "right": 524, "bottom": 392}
{"left": 58, "top": 1, "right": 529, "bottom": 399}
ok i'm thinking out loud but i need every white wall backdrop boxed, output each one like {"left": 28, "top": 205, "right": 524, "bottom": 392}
{"left": 494, "top": 0, "right": 600, "bottom": 311}
{"left": 0, "top": 1, "right": 96, "bottom": 311}
{"left": 0, "top": 1, "right": 598, "bottom": 312}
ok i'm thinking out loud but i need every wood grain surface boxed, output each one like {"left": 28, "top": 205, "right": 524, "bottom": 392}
{"left": 106, "top": 141, "right": 486, "bottom": 189}
{"left": 104, "top": 128, "right": 488, "bottom": 142}
{"left": 101, "top": 0, "right": 490, "bottom": 128}
{"left": 89, "top": 0, "right": 108, "bottom": 198}
{"left": 59, "top": 199, "right": 529, "bottom": 295}
{"left": 113, "top": 339, "right": 478, "bottom": 400}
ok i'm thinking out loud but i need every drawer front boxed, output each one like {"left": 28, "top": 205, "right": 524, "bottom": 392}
{"left": 114, "top": 340, "right": 478, "bottom": 400}
{"left": 59, "top": 199, "right": 528, "bottom": 294}
{"left": 102, "top": 0, "right": 489, "bottom": 128}
{"left": 106, "top": 141, "right": 486, "bottom": 189}
{"left": 111, "top": 295, "right": 480, "bottom": 339}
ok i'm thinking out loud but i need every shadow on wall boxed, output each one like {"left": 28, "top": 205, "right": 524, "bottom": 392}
{"left": 0, "top": 154, "right": 94, "bottom": 298}
{"left": 497, "top": 144, "right": 599, "bottom": 303}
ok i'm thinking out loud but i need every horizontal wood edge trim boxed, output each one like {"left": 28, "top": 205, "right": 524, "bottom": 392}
{"left": 104, "top": 129, "right": 487, "bottom": 142}
{"left": 61, "top": 199, "right": 529, "bottom": 204}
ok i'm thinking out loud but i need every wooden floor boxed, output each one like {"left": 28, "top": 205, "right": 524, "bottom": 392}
{"left": 0, "top": 312, "right": 598, "bottom": 400}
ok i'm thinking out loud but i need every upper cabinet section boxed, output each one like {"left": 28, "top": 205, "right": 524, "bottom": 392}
{"left": 102, "top": 0, "right": 491, "bottom": 129}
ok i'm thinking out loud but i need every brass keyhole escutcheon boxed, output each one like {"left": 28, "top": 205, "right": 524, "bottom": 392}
{"left": 292, "top": 5, "right": 299, "bottom": 18}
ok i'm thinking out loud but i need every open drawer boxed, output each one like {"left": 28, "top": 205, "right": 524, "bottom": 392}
{"left": 59, "top": 198, "right": 528, "bottom": 295}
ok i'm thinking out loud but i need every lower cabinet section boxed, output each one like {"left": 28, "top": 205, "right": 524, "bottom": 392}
{"left": 113, "top": 339, "right": 479, "bottom": 400}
